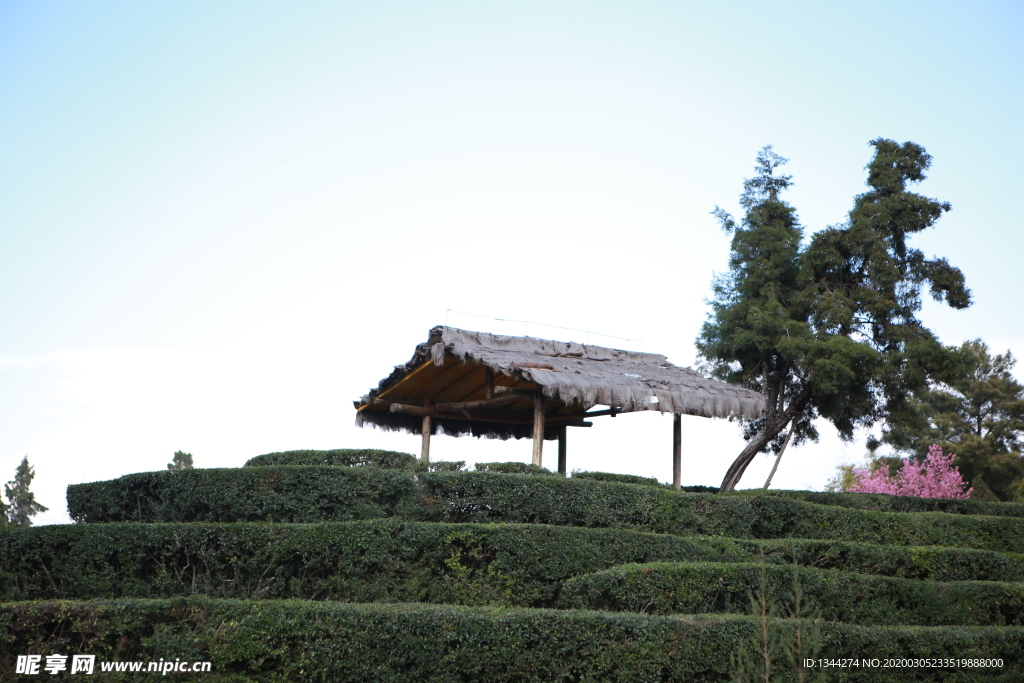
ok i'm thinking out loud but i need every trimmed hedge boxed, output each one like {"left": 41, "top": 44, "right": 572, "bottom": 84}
{"left": 474, "top": 461, "right": 561, "bottom": 476}
{"left": 741, "top": 538, "right": 1024, "bottom": 582}
{"left": 761, "top": 489, "right": 1024, "bottom": 518}
{"left": 6, "top": 522, "right": 1023, "bottom": 604}
{"left": 66, "top": 466, "right": 419, "bottom": 523}
{"left": 235, "top": 457, "right": 1024, "bottom": 517}
{"left": 679, "top": 484, "right": 721, "bottom": 494}
{"left": 419, "top": 472, "right": 1024, "bottom": 553}
{"left": 559, "top": 561, "right": 1024, "bottom": 626}
{"left": 572, "top": 471, "right": 664, "bottom": 487}
{"left": 67, "top": 469, "right": 1024, "bottom": 553}
{"left": 571, "top": 471, "right": 719, "bottom": 493}
{"left": 2, "top": 598, "right": 1021, "bottom": 682}
{"left": 243, "top": 448, "right": 417, "bottom": 469}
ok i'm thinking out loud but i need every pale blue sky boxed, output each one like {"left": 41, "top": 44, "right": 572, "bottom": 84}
{"left": 2, "top": 1, "right": 1022, "bottom": 522}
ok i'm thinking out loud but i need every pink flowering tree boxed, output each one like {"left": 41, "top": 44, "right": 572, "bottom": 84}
{"left": 846, "top": 444, "right": 973, "bottom": 499}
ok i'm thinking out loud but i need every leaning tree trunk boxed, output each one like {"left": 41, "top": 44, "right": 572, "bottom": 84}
{"left": 719, "top": 388, "right": 811, "bottom": 493}
{"left": 719, "top": 428, "right": 776, "bottom": 493}
{"left": 763, "top": 414, "right": 799, "bottom": 490}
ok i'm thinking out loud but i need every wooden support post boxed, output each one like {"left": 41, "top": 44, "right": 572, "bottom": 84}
{"left": 532, "top": 389, "right": 546, "bottom": 467}
{"left": 421, "top": 398, "right": 431, "bottom": 463}
{"left": 485, "top": 368, "right": 494, "bottom": 399}
{"left": 672, "top": 413, "right": 681, "bottom": 491}
{"left": 557, "top": 425, "right": 567, "bottom": 475}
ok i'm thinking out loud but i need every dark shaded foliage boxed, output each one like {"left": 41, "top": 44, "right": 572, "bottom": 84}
{"left": 2, "top": 598, "right": 1020, "bottom": 682}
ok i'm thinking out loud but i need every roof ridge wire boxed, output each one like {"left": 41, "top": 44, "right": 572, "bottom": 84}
{"left": 444, "top": 309, "right": 645, "bottom": 352}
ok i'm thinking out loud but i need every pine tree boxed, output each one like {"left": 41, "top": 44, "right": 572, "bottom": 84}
{"left": 873, "top": 339, "right": 1024, "bottom": 500}
{"left": 701, "top": 140, "right": 972, "bottom": 492}
{"left": 697, "top": 146, "right": 815, "bottom": 488}
{"left": 4, "top": 456, "right": 48, "bottom": 526}
{"left": 168, "top": 451, "right": 194, "bottom": 471}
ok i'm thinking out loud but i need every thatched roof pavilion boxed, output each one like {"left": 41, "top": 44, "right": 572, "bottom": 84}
{"left": 354, "top": 326, "right": 765, "bottom": 488}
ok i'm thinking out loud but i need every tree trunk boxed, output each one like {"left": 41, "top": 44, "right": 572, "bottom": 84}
{"left": 719, "top": 428, "right": 773, "bottom": 493}
{"left": 719, "top": 388, "right": 811, "bottom": 493}
{"left": 763, "top": 415, "right": 798, "bottom": 490}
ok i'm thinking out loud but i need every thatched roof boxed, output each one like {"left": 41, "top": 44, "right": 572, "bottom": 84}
{"left": 354, "top": 326, "right": 766, "bottom": 440}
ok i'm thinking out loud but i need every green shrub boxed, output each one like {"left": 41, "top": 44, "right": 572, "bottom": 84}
{"left": 760, "top": 489, "right": 1024, "bottom": 517}
{"left": 419, "top": 472, "right": 1024, "bottom": 553}
{"left": 569, "top": 472, "right": 717, "bottom": 493}
{"left": 560, "top": 561, "right": 1024, "bottom": 626}
{"left": 424, "top": 460, "right": 466, "bottom": 472}
{"left": 2, "top": 598, "right": 1020, "bottom": 682}
{"left": 730, "top": 538, "right": 1024, "bottom": 582}
{"left": 473, "top": 462, "right": 560, "bottom": 476}
{"left": 681, "top": 484, "right": 721, "bottom": 493}
{"left": 572, "top": 471, "right": 664, "bottom": 487}
{"left": 8, "top": 522, "right": 1021, "bottom": 605}
{"left": 243, "top": 448, "right": 417, "bottom": 469}
{"left": 66, "top": 469, "right": 1024, "bottom": 553}
{"left": 66, "top": 466, "right": 419, "bottom": 523}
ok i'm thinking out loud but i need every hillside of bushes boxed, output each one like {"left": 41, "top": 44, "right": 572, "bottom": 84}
{"left": 2, "top": 449, "right": 1021, "bottom": 681}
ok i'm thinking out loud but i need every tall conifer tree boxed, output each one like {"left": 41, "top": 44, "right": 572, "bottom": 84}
{"left": 697, "top": 147, "right": 813, "bottom": 489}
{"left": 4, "top": 456, "right": 48, "bottom": 526}
{"left": 701, "top": 140, "right": 971, "bottom": 492}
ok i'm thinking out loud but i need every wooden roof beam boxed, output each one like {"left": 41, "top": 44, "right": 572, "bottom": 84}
{"left": 434, "top": 394, "right": 526, "bottom": 412}
{"left": 388, "top": 401, "right": 598, "bottom": 424}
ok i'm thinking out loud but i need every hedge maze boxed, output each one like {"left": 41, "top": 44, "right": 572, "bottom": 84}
{"left": 2, "top": 449, "right": 1022, "bottom": 681}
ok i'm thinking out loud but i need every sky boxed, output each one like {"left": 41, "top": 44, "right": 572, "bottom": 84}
{"left": 2, "top": 1, "right": 1022, "bottom": 525}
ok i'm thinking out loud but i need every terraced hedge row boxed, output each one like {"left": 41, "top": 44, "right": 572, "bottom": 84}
{"left": 571, "top": 471, "right": 664, "bottom": 486}
{"left": 5, "top": 521, "right": 1023, "bottom": 605}
{"left": 66, "top": 466, "right": 420, "bottom": 524}
{"left": 242, "top": 448, "right": 419, "bottom": 469}
{"left": 761, "top": 489, "right": 1024, "bottom": 518}
{"left": 44, "top": 465, "right": 1024, "bottom": 680}
{"left": 3, "top": 597, "right": 1021, "bottom": 682}
{"left": 67, "top": 468, "right": 1024, "bottom": 553}
{"left": 240, "top": 453, "right": 720, "bottom": 492}
{"left": 569, "top": 470, "right": 720, "bottom": 492}
{"left": 559, "top": 561, "right": 1024, "bottom": 626}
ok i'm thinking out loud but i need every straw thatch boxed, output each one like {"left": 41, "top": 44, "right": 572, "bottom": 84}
{"left": 354, "top": 326, "right": 765, "bottom": 440}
